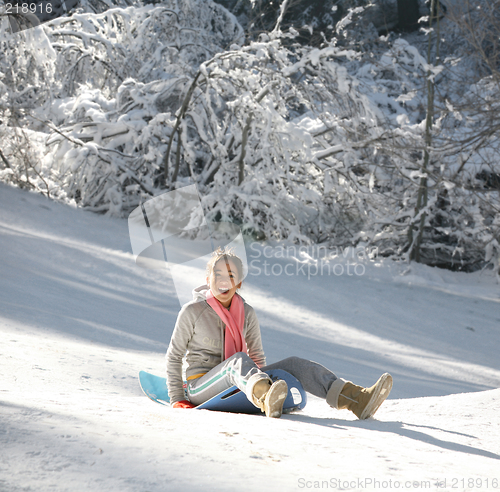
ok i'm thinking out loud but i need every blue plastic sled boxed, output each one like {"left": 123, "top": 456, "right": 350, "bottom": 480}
{"left": 139, "top": 369, "right": 307, "bottom": 414}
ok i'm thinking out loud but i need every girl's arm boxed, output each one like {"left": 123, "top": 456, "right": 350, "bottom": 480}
{"left": 166, "top": 305, "right": 195, "bottom": 404}
{"left": 244, "top": 305, "right": 266, "bottom": 368}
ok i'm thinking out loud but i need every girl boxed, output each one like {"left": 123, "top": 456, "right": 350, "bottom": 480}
{"left": 166, "top": 247, "right": 393, "bottom": 419}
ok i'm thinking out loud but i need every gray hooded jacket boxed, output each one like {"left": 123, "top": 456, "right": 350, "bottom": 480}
{"left": 165, "top": 285, "right": 266, "bottom": 404}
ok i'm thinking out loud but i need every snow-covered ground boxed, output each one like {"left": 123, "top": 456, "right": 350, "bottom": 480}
{"left": 1, "top": 182, "right": 499, "bottom": 492}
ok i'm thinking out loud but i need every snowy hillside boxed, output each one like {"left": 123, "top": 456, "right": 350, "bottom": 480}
{"left": 1, "top": 182, "right": 500, "bottom": 492}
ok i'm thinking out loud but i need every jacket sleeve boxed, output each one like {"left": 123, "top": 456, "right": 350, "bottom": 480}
{"left": 244, "top": 305, "right": 266, "bottom": 368}
{"left": 166, "top": 304, "right": 195, "bottom": 405}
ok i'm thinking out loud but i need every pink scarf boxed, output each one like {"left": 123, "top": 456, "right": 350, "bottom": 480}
{"left": 206, "top": 290, "right": 247, "bottom": 360}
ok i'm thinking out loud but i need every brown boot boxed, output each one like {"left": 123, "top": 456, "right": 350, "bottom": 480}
{"left": 337, "top": 373, "right": 393, "bottom": 420}
{"left": 252, "top": 379, "right": 288, "bottom": 418}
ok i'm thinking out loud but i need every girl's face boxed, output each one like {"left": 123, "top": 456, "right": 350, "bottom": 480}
{"left": 207, "top": 258, "right": 242, "bottom": 308}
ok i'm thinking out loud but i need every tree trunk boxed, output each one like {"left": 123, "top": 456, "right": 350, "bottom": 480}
{"left": 397, "top": 0, "right": 420, "bottom": 32}
{"left": 0, "top": 148, "right": 12, "bottom": 168}
{"left": 410, "top": 0, "right": 440, "bottom": 262}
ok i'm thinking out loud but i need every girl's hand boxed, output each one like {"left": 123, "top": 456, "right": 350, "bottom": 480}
{"left": 172, "top": 400, "right": 196, "bottom": 409}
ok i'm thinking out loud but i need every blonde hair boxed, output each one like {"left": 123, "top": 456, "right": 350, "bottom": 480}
{"left": 206, "top": 246, "right": 244, "bottom": 281}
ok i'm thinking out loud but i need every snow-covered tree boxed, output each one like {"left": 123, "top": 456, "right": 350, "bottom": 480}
{"left": 1, "top": 0, "right": 499, "bottom": 274}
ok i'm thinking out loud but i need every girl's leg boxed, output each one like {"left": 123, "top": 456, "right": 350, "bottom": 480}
{"left": 187, "top": 352, "right": 270, "bottom": 406}
{"left": 263, "top": 356, "right": 393, "bottom": 419}
{"left": 262, "top": 356, "right": 345, "bottom": 406}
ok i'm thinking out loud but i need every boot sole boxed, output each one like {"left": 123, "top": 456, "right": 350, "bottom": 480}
{"left": 359, "top": 373, "right": 393, "bottom": 420}
{"left": 265, "top": 380, "right": 288, "bottom": 418}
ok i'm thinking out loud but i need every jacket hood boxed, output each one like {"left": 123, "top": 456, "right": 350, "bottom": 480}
{"left": 192, "top": 284, "right": 209, "bottom": 302}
